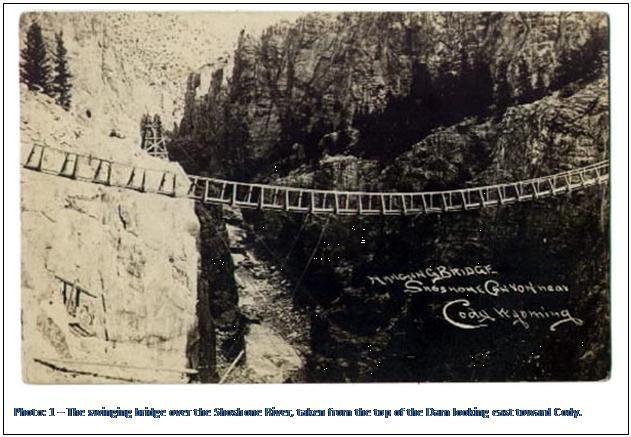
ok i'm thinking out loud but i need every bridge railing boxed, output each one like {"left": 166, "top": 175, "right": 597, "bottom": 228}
{"left": 23, "top": 144, "right": 178, "bottom": 196}
{"left": 187, "top": 160, "right": 609, "bottom": 216}
{"left": 22, "top": 144, "right": 609, "bottom": 216}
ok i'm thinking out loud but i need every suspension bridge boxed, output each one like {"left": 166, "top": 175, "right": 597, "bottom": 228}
{"left": 23, "top": 144, "right": 609, "bottom": 216}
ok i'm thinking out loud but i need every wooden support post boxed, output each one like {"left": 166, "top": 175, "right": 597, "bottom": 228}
{"left": 105, "top": 162, "right": 112, "bottom": 186}
{"left": 421, "top": 194, "right": 429, "bottom": 213}
{"left": 60, "top": 153, "right": 77, "bottom": 179}
{"left": 25, "top": 145, "right": 45, "bottom": 170}
{"left": 94, "top": 160, "right": 110, "bottom": 185}
{"left": 204, "top": 179, "right": 210, "bottom": 203}
{"left": 497, "top": 187, "right": 505, "bottom": 205}
{"left": 70, "top": 156, "right": 78, "bottom": 179}
{"left": 380, "top": 194, "right": 386, "bottom": 215}
{"left": 246, "top": 186, "right": 254, "bottom": 204}
{"left": 440, "top": 193, "right": 449, "bottom": 212}
{"left": 158, "top": 173, "right": 168, "bottom": 192}
{"left": 231, "top": 183, "right": 237, "bottom": 206}
{"left": 94, "top": 160, "right": 104, "bottom": 183}
{"left": 187, "top": 177, "right": 198, "bottom": 197}
{"left": 127, "top": 168, "right": 137, "bottom": 188}
{"left": 460, "top": 191, "right": 469, "bottom": 210}
{"left": 37, "top": 146, "right": 45, "bottom": 170}
{"left": 258, "top": 187, "right": 265, "bottom": 209}
{"left": 531, "top": 182, "right": 540, "bottom": 199}
{"left": 578, "top": 171, "right": 587, "bottom": 187}
{"left": 400, "top": 194, "right": 408, "bottom": 215}
{"left": 25, "top": 146, "right": 38, "bottom": 169}
{"left": 479, "top": 189, "right": 487, "bottom": 207}
{"left": 284, "top": 189, "right": 290, "bottom": 211}
{"left": 564, "top": 175, "right": 573, "bottom": 193}
{"left": 547, "top": 178, "right": 556, "bottom": 195}
{"left": 139, "top": 170, "right": 146, "bottom": 192}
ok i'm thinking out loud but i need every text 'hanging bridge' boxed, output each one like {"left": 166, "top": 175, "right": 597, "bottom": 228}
{"left": 23, "top": 144, "right": 609, "bottom": 216}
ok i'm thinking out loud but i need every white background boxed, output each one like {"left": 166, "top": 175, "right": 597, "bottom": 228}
{"left": 3, "top": 3, "right": 628, "bottom": 435}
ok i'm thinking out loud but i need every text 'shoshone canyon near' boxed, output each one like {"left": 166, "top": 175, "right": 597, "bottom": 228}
{"left": 20, "top": 11, "right": 610, "bottom": 383}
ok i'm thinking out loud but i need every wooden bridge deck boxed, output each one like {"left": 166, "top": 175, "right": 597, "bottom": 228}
{"left": 188, "top": 162, "right": 609, "bottom": 215}
{"left": 23, "top": 144, "right": 609, "bottom": 216}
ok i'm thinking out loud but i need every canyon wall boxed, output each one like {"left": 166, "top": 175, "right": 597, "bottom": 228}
{"left": 177, "top": 12, "right": 607, "bottom": 178}
{"left": 21, "top": 90, "right": 204, "bottom": 383}
{"left": 19, "top": 11, "right": 295, "bottom": 383}
{"left": 173, "top": 11, "right": 610, "bottom": 382}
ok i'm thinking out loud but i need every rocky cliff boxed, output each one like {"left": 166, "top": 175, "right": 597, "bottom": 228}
{"left": 177, "top": 11, "right": 607, "bottom": 178}
{"left": 172, "top": 11, "right": 610, "bottom": 382}
{"left": 20, "top": 87, "right": 203, "bottom": 383}
{"left": 19, "top": 11, "right": 291, "bottom": 143}
{"left": 19, "top": 11, "right": 305, "bottom": 383}
{"left": 19, "top": 12, "right": 214, "bottom": 383}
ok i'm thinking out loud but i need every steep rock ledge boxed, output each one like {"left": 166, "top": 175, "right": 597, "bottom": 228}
{"left": 21, "top": 90, "right": 204, "bottom": 383}
{"left": 178, "top": 11, "right": 607, "bottom": 177}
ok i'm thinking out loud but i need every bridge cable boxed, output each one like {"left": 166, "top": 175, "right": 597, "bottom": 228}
{"left": 281, "top": 213, "right": 312, "bottom": 271}
{"left": 291, "top": 213, "right": 333, "bottom": 300}
{"left": 195, "top": 208, "right": 374, "bottom": 381}
{"left": 213, "top": 214, "right": 329, "bottom": 383}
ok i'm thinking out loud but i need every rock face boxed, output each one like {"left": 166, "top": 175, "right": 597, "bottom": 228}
{"left": 21, "top": 90, "right": 201, "bottom": 383}
{"left": 223, "top": 208, "right": 309, "bottom": 383}
{"left": 489, "top": 74, "right": 609, "bottom": 177}
{"left": 19, "top": 12, "right": 297, "bottom": 143}
{"left": 171, "top": 12, "right": 610, "bottom": 382}
{"left": 25, "top": 11, "right": 606, "bottom": 383}
{"left": 177, "top": 11, "right": 607, "bottom": 176}
{"left": 19, "top": 11, "right": 318, "bottom": 384}
{"left": 21, "top": 12, "right": 187, "bottom": 140}
{"left": 388, "top": 70, "right": 609, "bottom": 192}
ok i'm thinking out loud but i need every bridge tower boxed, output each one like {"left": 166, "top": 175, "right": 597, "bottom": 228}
{"left": 140, "top": 114, "right": 169, "bottom": 160}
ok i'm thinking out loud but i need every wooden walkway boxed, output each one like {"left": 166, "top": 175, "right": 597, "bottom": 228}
{"left": 23, "top": 144, "right": 609, "bottom": 216}
{"left": 23, "top": 144, "right": 178, "bottom": 196}
{"left": 188, "top": 162, "right": 609, "bottom": 215}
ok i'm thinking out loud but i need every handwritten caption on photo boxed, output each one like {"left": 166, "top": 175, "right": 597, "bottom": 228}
{"left": 366, "top": 264, "right": 582, "bottom": 331}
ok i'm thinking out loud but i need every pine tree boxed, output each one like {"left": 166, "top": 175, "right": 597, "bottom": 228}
{"left": 140, "top": 114, "right": 151, "bottom": 145}
{"left": 516, "top": 60, "right": 534, "bottom": 104}
{"left": 20, "top": 22, "right": 52, "bottom": 95}
{"left": 494, "top": 61, "right": 512, "bottom": 113}
{"left": 462, "top": 59, "right": 493, "bottom": 118}
{"left": 52, "top": 32, "right": 72, "bottom": 110}
{"left": 533, "top": 69, "right": 546, "bottom": 100}
{"left": 551, "top": 48, "right": 573, "bottom": 91}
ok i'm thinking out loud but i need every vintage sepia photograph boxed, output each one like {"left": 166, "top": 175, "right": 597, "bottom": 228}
{"left": 20, "top": 11, "right": 610, "bottom": 384}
